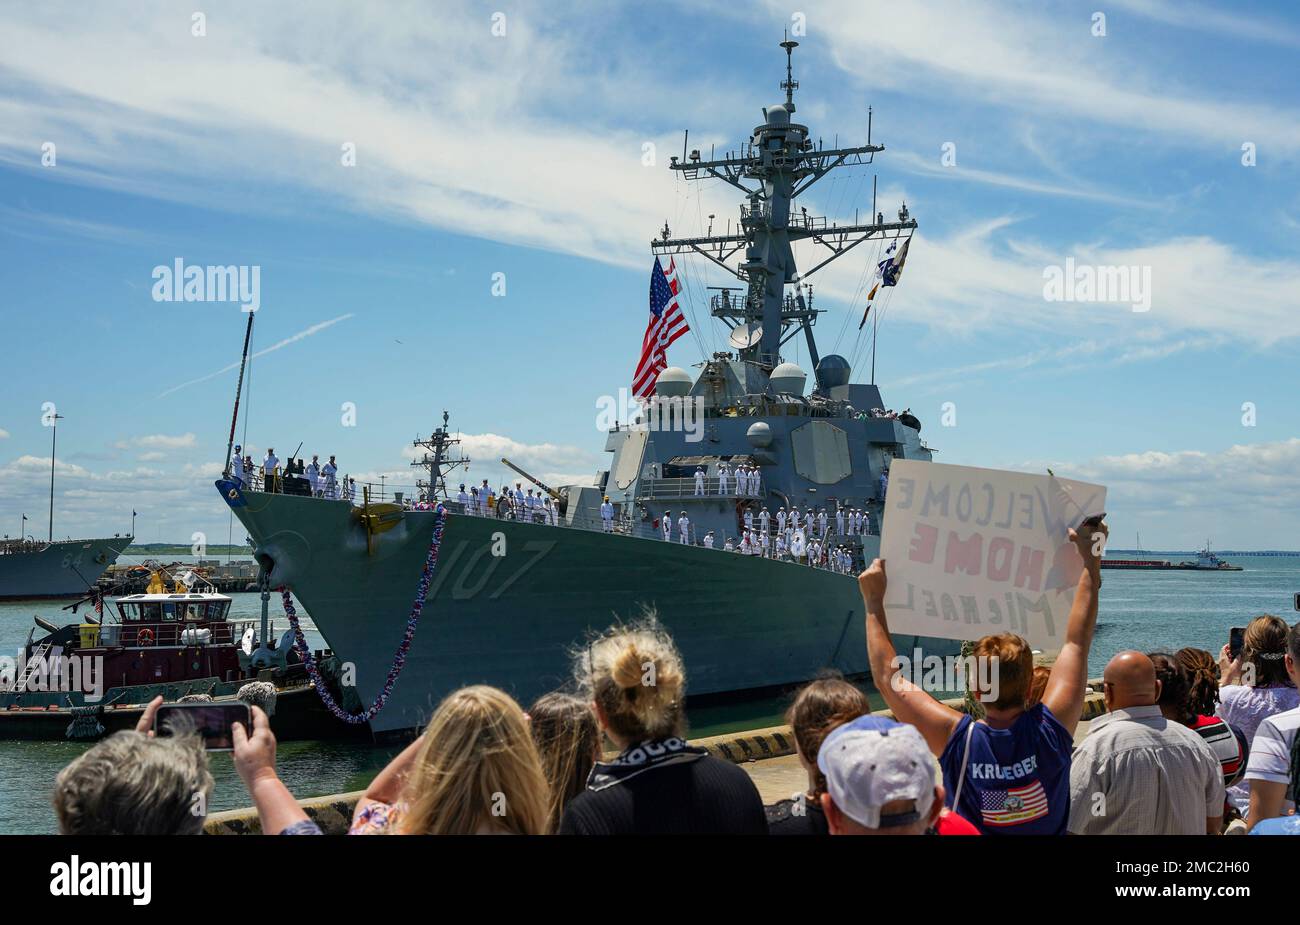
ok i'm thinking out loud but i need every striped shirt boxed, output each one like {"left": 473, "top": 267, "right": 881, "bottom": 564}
{"left": 1243, "top": 704, "right": 1300, "bottom": 816}
{"left": 1189, "top": 714, "right": 1247, "bottom": 788}
{"left": 1068, "top": 705, "right": 1225, "bottom": 835}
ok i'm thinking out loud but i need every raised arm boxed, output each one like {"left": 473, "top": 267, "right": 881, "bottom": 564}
{"left": 352, "top": 733, "right": 425, "bottom": 825}
{"left": 232, "top": 707, "right": 313, "bottom": 834}
{"left": 860, "top": 559, "right": 962, "bottom": 755}
{"left": 1041, "top": 520, "right": 1107, "bottom": 737}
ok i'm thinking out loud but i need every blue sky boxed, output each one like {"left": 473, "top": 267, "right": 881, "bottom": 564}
{"left": 1, "top": 0, "right": 1298, "bottom": 548}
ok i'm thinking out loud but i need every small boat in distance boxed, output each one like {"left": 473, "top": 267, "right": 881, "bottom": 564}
{"left": 1102, "top": 542, "right": 1243, "bottom": 571}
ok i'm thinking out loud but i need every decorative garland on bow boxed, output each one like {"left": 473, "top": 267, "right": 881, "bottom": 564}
{"left": 279, "top": 503, "right": 448, "bottom": 724}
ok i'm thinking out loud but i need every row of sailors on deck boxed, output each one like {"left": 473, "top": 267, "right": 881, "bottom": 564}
{"left": 692, "top": 463, "right": 762, "bottom": 497}
{"left": 704, "top": 526, "right": 858, "bottom": 571}
{"left": 739, "top": 505, "right": 875, "bottom": 538}
{"left": 457, "top": 481, "right": 561, "bottom": 525}
{"left": 229, "top": 446, "right": 356, "bottom": 501}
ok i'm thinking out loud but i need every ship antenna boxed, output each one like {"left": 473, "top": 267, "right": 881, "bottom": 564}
{"left": 780, "top": 36, "right": 799, "bottom": 111}
{"left": 223, "top": 309, "right": 256, "bottom": 482}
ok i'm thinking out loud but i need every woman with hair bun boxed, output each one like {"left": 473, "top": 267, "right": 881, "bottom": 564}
{"left": 558, "top": 616, "right": 767, "bottom": 835}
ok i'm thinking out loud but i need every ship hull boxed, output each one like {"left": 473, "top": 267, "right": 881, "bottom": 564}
{"left": 0, "top": 537, "right": 131, "bottom": 600}
{"left": 223, "top": 485, "right": 960, "bottom": 735}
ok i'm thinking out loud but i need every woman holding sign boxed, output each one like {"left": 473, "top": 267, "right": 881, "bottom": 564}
{"left": 859, "top": 518, "right": 1106, "bottom": 836}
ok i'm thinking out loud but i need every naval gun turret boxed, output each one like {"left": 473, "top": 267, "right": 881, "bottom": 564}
{"left": 501, "top": 457, "right": 568, "bottom": 512}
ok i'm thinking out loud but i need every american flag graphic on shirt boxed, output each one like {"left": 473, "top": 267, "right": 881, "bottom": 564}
{"left": 980, "top": 779, "right": 1049, "bottom": 827}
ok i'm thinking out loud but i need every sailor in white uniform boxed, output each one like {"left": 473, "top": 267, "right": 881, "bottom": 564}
{"left": 743, "top": 508, "right": 754, "bottom": 532}
{"left": 457, "top": 483, "right": 469, "bottom": 509}
{"left": 776, "top": 507, "right": 787, "bottom": 533}
{"left": 600, "top": 496, "right": 615, "bottom": 532}
{"left": 740, "top": 531, "right": 752, "bottom": 556}
{"left": 230, "top": 445, "right": 244, "bottom": 487}
{"left": 735, "top": 465, "right": 746, "bottom": 497}
{"left": 758, "top": 506, "right": 770, "bottom": 535}
{"left": 775, "top": 533, "right": 787, "bottom": 560}
{"left": 818, "top": 509, "right": 828, "bottom": 539}
{"left": 321, "top": 456, "right": 339, "bottom": 499}
{"left": 262, "top": 449, "right": 279, "bottom": 492}
{"left": 835, "top": 506, "right": 845, "bottom": 536}
{"left": 717, "top": 464, "right": 730, "bottom": 495}
{"left": 306, "top": 455, "right": 321, "bottom": 497}
{"left": 662, "top": 511, "right": 672, "bottom": 541}
{"left": 677, "top": 512, "right": 690, "bottom": 544}
{"left": 479, "top": 480, "right": 491, "bottom": 516}
{"left": 694, "top": 467, "right": 706, "bottom": 496}
{"left": 703, "top": 530, "right": 715, "bottom": 549}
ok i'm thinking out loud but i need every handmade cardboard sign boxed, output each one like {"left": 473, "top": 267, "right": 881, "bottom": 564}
{"left": 879, "top": 460, "right": 1106, "bottom": 649}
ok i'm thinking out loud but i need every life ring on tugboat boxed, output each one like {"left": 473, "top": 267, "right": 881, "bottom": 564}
{"left": 136, "top": 627, "right": 155, "bottom": 647}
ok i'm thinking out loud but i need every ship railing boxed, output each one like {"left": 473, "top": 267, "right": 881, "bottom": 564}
{"left": 635, "top": 476, "right": 765, "bottom": 501}
{"left": 67, "top": 619, "right": 254, "bottom": 650}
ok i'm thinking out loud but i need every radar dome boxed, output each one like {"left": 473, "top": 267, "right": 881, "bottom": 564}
{"left": 769, "top": 362, "right": 807, "bottom": 396}
{"left": 815, "top": 354, "right": 851, "bottom": 390}
{"left": 655, "top": 366, "right": 692, "bottom": 398}
{"left": 746, "top": 421, "right": 773, "bottom": 448}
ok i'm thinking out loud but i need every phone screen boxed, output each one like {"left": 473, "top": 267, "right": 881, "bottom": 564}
{"left": 154, "top": 703, "right": 250, "bottom": 751}
{"left": 1229, "top": 627, "right": 1246, "bottom": 660}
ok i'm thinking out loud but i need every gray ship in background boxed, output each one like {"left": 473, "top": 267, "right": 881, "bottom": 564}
{"left": 218, "top": 40, "right": 957, "bottom": 736}
{"left": 1, "top": 418, "right": 132, "bottom": 599}
{"left": 0, "top": 537, "right": 132, "bottom": 600}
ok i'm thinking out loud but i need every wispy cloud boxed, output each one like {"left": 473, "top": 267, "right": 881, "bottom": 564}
{"left": 157, "top": 313, "right": 354, "bottom": 397}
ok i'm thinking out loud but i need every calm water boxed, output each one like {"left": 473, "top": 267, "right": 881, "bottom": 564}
{"left": 1, "top": 555, "right": 1297, "bottom": 834}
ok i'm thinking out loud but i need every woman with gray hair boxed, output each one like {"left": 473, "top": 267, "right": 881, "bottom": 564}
{"left": 52, "top": 697, "right": 214, "bottom": 836}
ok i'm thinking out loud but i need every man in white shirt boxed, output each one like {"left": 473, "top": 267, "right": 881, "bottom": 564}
{"left": 703, "top": 530, "right": 715, "bottom": 549}
{"left": 321, "top": 456, "right": 338, "bottom": 499}
{"left": 677, "top": 512, "right": 690, "bottom": 545}
{"left": 600, "top": 496, "right": 615, "bottom": 532}
{"left": 458, "top": 483, "right": 469, "bottom": 509}
{"left": 262, "top": 449, "right": 279, "bottom": 493}
{"left": 662, "top": 512, "right": 672, "bottom": 541}
{"left": 776, "top": 507, "right": 787, "bottom": 533}
{"left": 759, "top": 506, "right": 770, "bottom": 535}
{"left": 717, "top": 464, "right": 730, "bottom": 495}
{"left": 694, "top": 467, "right": 706, "bottom": 496}
{"left": 306, "top": 455, "right": 321, "bottom": 497}
{"left": 230, "top": 444, "right": 244, "bottom": 487}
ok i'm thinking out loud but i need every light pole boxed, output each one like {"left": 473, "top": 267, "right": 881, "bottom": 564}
{"left": 48, "top": 413, "right": 63, "bottom": 543}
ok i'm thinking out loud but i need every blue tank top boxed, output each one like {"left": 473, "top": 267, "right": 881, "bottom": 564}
{"left": 939, "top": 703, "right": 1073, "bottom": 836}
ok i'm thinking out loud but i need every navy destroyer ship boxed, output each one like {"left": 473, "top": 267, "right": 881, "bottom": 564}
{"left": 217, "top": 41, "right": 958, "bottom": 735}
{"left": 1, "top": 420, "right": 131, "bottom": 598}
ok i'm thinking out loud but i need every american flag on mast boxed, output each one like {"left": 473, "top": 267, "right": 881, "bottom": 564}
{"left": 631, "top": 257, "right": 690, "bottom": 400}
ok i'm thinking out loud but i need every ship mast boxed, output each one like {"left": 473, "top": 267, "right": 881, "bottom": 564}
{"left": 410, "top": 411, "right": 470, "bottom": 502}
{"left": 652, "top": 39, "right": 916, "bottom": 381}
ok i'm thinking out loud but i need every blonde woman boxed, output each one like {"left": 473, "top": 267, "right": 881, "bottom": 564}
{"left": 350, "top": 685, "right": 551, "bottom": 835}
{"left": 558, "top": 616, "right": 767, "bottom": 835}
{"left": 528, "top": 692, "right": 601, "bottom": 832}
